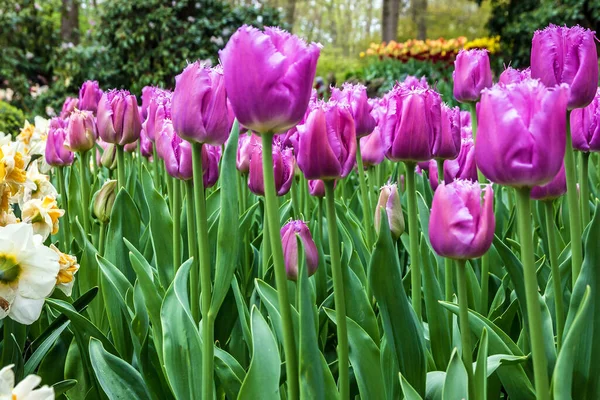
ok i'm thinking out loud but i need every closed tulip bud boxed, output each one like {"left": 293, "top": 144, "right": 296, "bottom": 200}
{"left": 64, "top": 109, "right": 96, "bottom": 152}
{"left": 433, "top": 104, "right": 461, "bottom": 160}
{"left": 237, "top": 133, "right": 260, "bottom": 173}
{"left": 156, "top": 121, "right": 193, "bottom": 180}
{"left": 60, "top": 97, "right": 79, "bottom": 119}
{"left": 444, "top": 138, "right": 477, "bottom": 183}
{"left": 570, "top": 89, "right": 600, "bottom": 152}
{"left": 429, "top": 180, "right": 495, "bottom": 259}
{"left": 97, "top": 89, "right": 142, "bottom": 145}
{"left": 476, "top": 80, "right": 569, "bottom": 187}
{"left": 143, "top": 89, "right": 171, "bottom": 142}
{"left": 531, "top": 163, "right": 567, "bottom": 200}
{"left": 426, "top": 160, "right": 439, "bottom": 191}
{"left": 374, "top": 183, "right": 405, "bottom": 240}
{"left": 330, "top": 83, "right": 376, "bottom": 137}
{"left": 360, "top": 126, "right": 386, "bottom": 167}
{"left": 531, "top": 25, "right": 598, "bottom": 109}
{"left": 101, "top": 143, "right": 118, "bottom": 170}
{"left": 172, "top": 62, "right": 230, "bottom": 145}
{"left": 280, "top": 220, "right": 319, "bottom": 281}
{"left": 453, "top": 49, "right": 493, "bottom": 103}
{"left": 308, "top": 179, "right": 328, "bottom": 197}
{"left": 382, "top": 84, "right": 442, "bottom": 162}
{"left": 220, "top": 25, "right": 320, "bottom": 134}
{"left": 45, "top": 118, "right": 74, "bottom": 166}
{"left": 297, "top": 101, "right": 356, "bottom": 180}
{"left": 78, "top": 80, "right": 103, "bottom": 113}
{"left": 248, "top": 141, "right": 295, "bottom": 196}
{"left": 498, "top": 67, "right": 531, "bottom": 85}
{"left": 93, "top": 180, "right": 117, "bottom": 223}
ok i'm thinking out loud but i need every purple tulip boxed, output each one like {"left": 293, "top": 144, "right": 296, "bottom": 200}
{"left": 531, "top": 24, "right": 598, "bottom": 110}
{"left": 308, "top": 179, "right": 330, "bottom": 197}
{"left": 453, "top": 49, "right": 493, "bottom": 103}
{"left": 45, "top": 118, "right": 74, "bottom": 166}
{"left": 403, "top": 75, "right": 429, "bottom": 89}
{"left": 60, "top": 97, "right": 79, "bottom": 119}
{"left": 140, "top": 86, "right": 157, "bottom": 120}
{"left": 475, "top": 80, "right": 569, "bottom": 187}
{"left": 531, "top": 163, "right": 567, "bottom": 200}
{"left": 280, "top": 220, "right": 319, "bottom": 281}
{"left": 97, "top": 89, "right": 142, "bottom": 146}
{"left": 330, "top": 83, "right": 376, "bottom": 137}
{"left": 139, "top": 129, "right": 153, "bottom": 159}
{"left": 374, "top": 183, "right": 405, "bottom": 240}
{"left": 248, "top": 140, "right": 295, "bottom": 196}
{"left": 172, "top": 62, "right": 230, "bottom": 145}
{"left": 220, "top": 25, "right": 320, "bottom": 134}
{"left": 360, "top": 126, "right": 386, "bottom": 167}
{"left": 297, "top": 100, "right": 356, "bottom": 180}
{"left": 143, "top": 89, "right": 171, "bottom": 143}
{"left": 237, "top": 133, "right": 260, "bottom": 173}
{"left": 64, "top": 109, "right": 96, "bottom": 152}
{"left": 382, "top": 84, "right": 442, "bottom": 162}
{"left": 156, "top": 121, "right": 193, "bottom": 180}
{"left": 570, "top": 89, "right": 600, "bottom": 152}
{"left": 498, "top": 67, "right": 531, "bottom": 85}
{"left": 460, "top": 110, "right": 471, "bottom": 128}
{"left": 429, "top": 180, "right": 495, "bottom": 260}
{"left": 444, "top": 138, "right": 477, "bottom": 183}
{"left": 433, "top": 103, "right": 461, "bottom": 160}
{"left": 78, "top": 80, "right": 103, "bottom": 113}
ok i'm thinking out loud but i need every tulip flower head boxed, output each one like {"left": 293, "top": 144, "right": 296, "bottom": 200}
{"left": 172, "top": 62, "right": 230, "bottom": 145}
{"left": 374, "top": 183, "right": 405, "bottom": 240}
{"left": 139, "top": 129, "right": 153, "bottom": 159}
{"left": 93, "top": 180, "right": 117, "bottom": 224}
{"left": 45, "top": 118, "right": 74, "bottom": 167}
{"left": 280, "top": 220, "right": 319, "bottom": 281}
{"left": 64, "top": 109, "right": 96, "bottom": 152}
{"left": 220, "top": 25, "right": 321, "bottom": 134}
{"left": 403, "top": 75, "right": 429, "bottom": 89}
{"left": 97, "top": 89, "right": 142, "bottom": 146}
{"left": 330, "top": 83, "right": 376, "bottom": 137}
{"left": 433, "top": 103, "right": 461, "bottom": 160}
{"left": 156, "top": 121, "right": 193, "bottom": 181}
{"left": 308, "top": 179, "right": 328, "bottom": 197}
{"left": 429, "top": 180, "right": 495, "bottom": 260}
{"left": 498, "top": 67, "right": 531, "bottom": 85}
{"left": 360, "top": 126, "right": 386, "bottom": 167}
{"left": 453, "top": 49, "right": 493, "bottom": 103}
{"left": 531, "top": 163, "right": 567, "bottom": 201}
{"left": 570, "top": 89, "right": 600, "bottom": 152}
{"left": 78, "top": 80, "right": 103, "bottom": 113}
{"left": 531, "top": 24, "right": 598, "bottom": 109}
{"left": 237, "top": 132, "right": 260, "bottom": 173}
{"left": 143, "top": 89, "right": 172, "bottom": 142}
{"left": 475, "top": 79, "right": 569, "bottom": 187}
{"left": 444, "top": 137, "right": 477, "bottom": 183}
{"left": 248, "top": 140, "right": 295, "bottom": 196}
{"left": 59, "top": 97, "right": 79, "bottom": 119}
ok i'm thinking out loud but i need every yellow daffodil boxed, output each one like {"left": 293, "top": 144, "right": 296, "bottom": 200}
{"left": 20, "top": 196, "right": 64, "bottom": 240}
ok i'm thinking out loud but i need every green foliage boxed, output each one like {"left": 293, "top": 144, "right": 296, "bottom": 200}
{"left": 0, "top": 101, "right": 25, "bottom": 136}
{"left": 315, "top": 48, "right": 366, "bottom": 86}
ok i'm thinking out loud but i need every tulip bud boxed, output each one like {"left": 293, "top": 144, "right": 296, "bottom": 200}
{"left": 429, "top": 180, "right": 495, "bottom": 260}
{"left": 374, "top": 183, "right": 405, "bottom": 240}
{"left": 531, "top": 24, "right": 598, "bottom": 110}
{"left": 297, "top": 100, "right": 356, "bottom": 180}
{"left": 93, "top": 180, "right": 117, "bottom": 223}
{"left": 453, "top": 49, "right": 493, "bottom": 103}
{"left": 220, "top": 25, "right": 320, "bottom": 134}
{"left": 45, "top": 118, "right": 74, "bottom": 166}
{"left": 498, "top": 67, "right": 531, "bottom": 85}
{"left": 432, "top": 104, "right": 461, "bottom": 160}
{"left": 531, "top": 163, "right": 567, "bottom": 201}
{"left": 237, "top": 133, "right": 260, "bottom": 174}
{"left": 143, "top": 89, "right": 171, "bottom": 142}
{"left": 308, "top": 179, "right": 326, "bottom": 197}
{"left": 60, "top": 97, "right": 79, "bottom": 119}
{"left": 570, "top": 89, "right": 600, "bottom": 152}
{"left": 248, "top": 141, "right": 295, "bottom": 196}
{"left": 330, "top": 83, "right": 376, "bottom": 137}
{"left": 100, "top": 142, "right": 117, "bottom": 170}
{"left": 97, "top": 89, "right": 142, "bottom": 145}
{"left": 64, "top": 109, "right": 96, "bottom": 152}
{"left": 280, "top": 220, "right": 319, "bottom": 281}
{"left": 78, "top": 80, "right": 103, "bottom": 113}
{"left": 475, "top": 80, "right": 569, "bottom": 187}
{"left": 172, "top": 62, "right": 230, "bottom": 145}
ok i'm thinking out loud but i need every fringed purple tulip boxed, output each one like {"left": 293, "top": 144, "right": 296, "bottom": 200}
{"left": 382, "top": 84, "right": 442, "bottom": 162}
{"left": 330, "top": 83, "right": 376, "bottom": 137}
{"left": 531, "top": 163, "right": 567, "bottom": 200}
{"left": 156, "top": 121, "right": 193, "bottom": 180}
{"left": 78, "top": 80, "right": 103, "bottom": 113}
{"left": 460, "top": 110, "right": 471, "bottom": 128}
{"left": 374, "top": 183, "right": 405, "bottom": 240}
{"left": 403, "top": 75, "right": 428, "bottom": 89}
{"left": 45, "top": 118, "right": 74, "bottom": 166}
{"left": 60, "top": 97, "right": 79, "bottom": 119}
{"left": 97, "top": 89, "right": 142, "bottom": 145}
{"left": 498, "top": 67, "right": 531, "bottom": 85}
{"left": 429, "top": 180, "right": 495, "bottom": 259}
{"left": 444, "top": 138, "right": 477, "bottom": 183}
{"left": 570, "top": 89, "right": 600, "bottom": 152}
{"left": 172, "top": 63, "right": 230, "bottom": 145}
{"left": 433, "top": 104, "right": 461, "bottom": 160}
{"left": 139, "top": 129, "right": 153, "bottom": 159}
{"left": 280, "top": 220, "right": 319, "bottom": 281}
{"left": 237, "top": 133, "right": 260, "bottom": 173}
{"left": 475, "top": 80, "right": 569, "bottom": 187}
{"left": 140, "top": 86, "right": 158, "bottom": 120}
{"left": 64, "top": 109, "right": 96, "bottom": 152}
{"left": 297, "top": 101, "right": 356, "bottom": 180}
{"left": 360, "top": 127, "right": 386, "bottom": 167}
{"left": 248, "top": 141, "right": 295, "bottom": 196}
{"left": 143, "top": 89, "right": 171, "bottom": 142}
{"left": 531, "top": 25, "right": 598, "bottom": 110}
{"left": 220, "top": 25, "right": 320, "bottom": 134}
{"left": 453, "top": 49, "right": 493, "bottom": 103}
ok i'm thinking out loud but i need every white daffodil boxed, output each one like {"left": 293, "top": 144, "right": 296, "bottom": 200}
{"left": 0, "top": 144, "right": 32, "bottom": 196}
{"left": 50, "top": 245, "right": 79, "bottom": 297}
{"left": 0, "top": 223, "right": 59, "bottom": 325}
{"left": 20, "top": 196, "right": 64, "bottom": 241}
{"left": 19, "top": 161, "right": 57, "bottom": 204}
{"left": 0, "top": 364, "right": 54, "bottom": 400}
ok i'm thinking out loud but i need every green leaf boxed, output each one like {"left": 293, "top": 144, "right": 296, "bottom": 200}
{"left": 106, "top": 189, "right": 141, "bottom": 283}
{"left": 426, "top": 371, "right": 446, "bottom": 400}
{"left": 215, "top": 347, "right": 245, "bottom": 400}
{"left": 443, "top": 348, "right": 468, "bottom": 400}
{"left": 90, "top": 338, "right": 152, "bottom": 400}
{"left": 24, "top": 321, "right": 70, "bottom": 376}
{"left": 52, "top": 379, "right": 78, "bottom": 397}
{"left": 238, "top": 307, "right": 281, "bottom": 400}
{"left": 400, "top": 373, "right": 423, "bottom": 400}
{"left": 474, "top": 328, "right": 488, "bottom": 399}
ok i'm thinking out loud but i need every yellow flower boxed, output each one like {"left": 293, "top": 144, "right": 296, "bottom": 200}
{"left": 50, "top": 245, "right": 79, "bottom": 296}
{"left": 16, "top": 121, "right": 35, "bottom": 146}
{"left": 0, "top": 146, "right": 28, "bottom": 192}
{"left": 21, "top": 196, "right": 64, "bottom": 240}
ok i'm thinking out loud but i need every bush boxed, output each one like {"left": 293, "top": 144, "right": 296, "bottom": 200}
{"left": 0, "top": 101, "right": 25, "bottom": 137}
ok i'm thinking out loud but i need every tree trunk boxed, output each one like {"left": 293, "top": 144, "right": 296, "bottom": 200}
{"left": 60, "top": 0, "right": 80, "bottom": 45}
{"left": 286, "top": 0, "right": 297, "bottom": 30}
{"left": 382, "top": 0, "right": 400, "bottom": 42}
{"left": 411, "top": 0, "right": 427, "bottom": 40}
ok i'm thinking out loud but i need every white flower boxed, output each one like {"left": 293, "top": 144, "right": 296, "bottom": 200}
{"left": 0, "top": 364, "right": 54, "bottom": 400}
{"left": 0, "top": 223, "right": 59, "bottom": 325}
{"left": 20, "top": 162, "right": 57, "bottom": 204}
{"left": 50, "top": 245, "right": 79, "bottom": 297}
{"left": 20, "top": 196, "right": 64, "bottom": 241}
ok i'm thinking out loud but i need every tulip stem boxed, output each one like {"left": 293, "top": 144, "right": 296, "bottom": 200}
{"left": 580, "top": 152, "right": 591, "bottom": 229}
{"left": 172, "top": 178, "right": 181, "bottom": 274}
{"left": 261, "top": 133, "right": 299, "bottom": 400}
{"left": 324, "top": 180, "right": 349, "bottom": 400}
{"left": 262, "top": 209, "right": 270, "bottom": 279}
{"left": 78, "top": 151, "right": 91, "bottom": 233}
{"left": 185, "top": 180, "right": 199, "bottom": 316}
{"left": 116, "top": 145, "right": 126, "bottom": 190}
{"left": 290, "top": 176, "right": 301, "bottom": 217}
{"left": 166, "top": 175, "right": 173, "bottom": 212}
{"left": 456, "top": 259, "right": 474, "bottom": 398}
{"left": 564, "top": 112, "right": 583, "bottom": 286}
{"left": 356, "top": 140, "right": 374, "bottom": 250}
{"left": 515, "top": 187, "right": 550, "bottom": 400}
{"left": 404, "top": 162, "right": 422, "bottom": 320}
{"left": 98, "top": 222, "right": 106, "bottom": 256}
{"left": 543, "top": 200, "right": 564, "bottom": 350}
{"left": 444, "top": 258, "right": 453, "bottom": 302}
{"left": 57, "top": 167, "right": 70, "bottom": 251}
{"left": 152, "top": 143, "right": 161, "bottom": 191}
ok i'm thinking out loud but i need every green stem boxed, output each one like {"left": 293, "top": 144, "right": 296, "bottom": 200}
{"left": 98, "top": 223, "right": 106, "bottom": 256}
{"left": 78, "top": 151, "right": 91, "bottom": 233}
{"left": 172, "top": 178, "right": 181, "bottom": 274}
{"left": 185, "top": 180, "right": 199, "bottom": 319}
{"left": 444, "top": 258, "right": 453, "bottom": 302}
{"left": 436, "top": 159, "right": 444, "bottom": 185}
{"left": 301, "top": 176, "right": 310, "bottom": 218}
{"left": 290, "top": 176, "right": 300, "bottom": 217}
{"left": 515, "top": 187, "right": 550, "bottom": 400}
{"left": 191, "top": 142, "right": 214, "bottom": 400}
{"left": 404, "top": 162, "right": 422, "bottom": 320}
{"left": 315, "top": 197, "right": 327, "bottom": 303}
{"left": 166, "top": 175, "right": 173, "bottom": 212}
{"left": 543, "top": 201, "right": 564, "bottom": 350}
{"left": 580, "top": 152, "right": 591, "bottom": 229}
{"left": 565, "top": 112, "right": 583, "bottom": 286}
{"left": 260, "top": 134, "right": 299, "bottom": 400}
{"left": 152, "top": 143, "right": 161, "bottom": 191}
{"left": 116, "top": 145, "right": 126, "bottom": 190}
{"left": 356, "top": 140, "right": 374, "bottom": 250}
{"left": 91, "top": 148, "right": 97, "bottom": 175}
{"left": 262, "top": 209, "right": 270, "bottom": 279}
{"left": 456, "top": 259, "right": 474, "bottom": 398}
{"left": 57, "top": 167, "right": 70, "bottom": 251}
{"left": 324, "top": 180, "right": 349, "bottom": 400}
